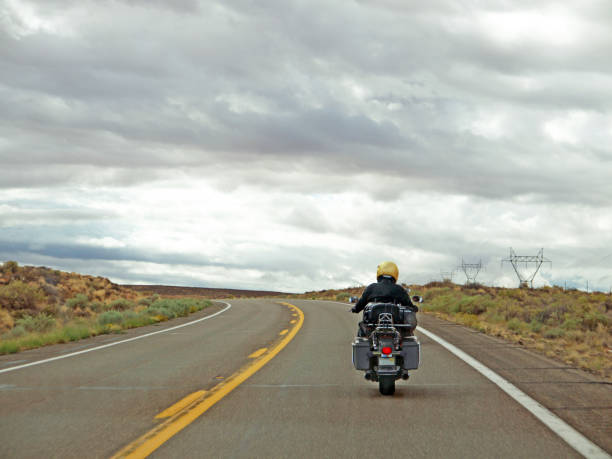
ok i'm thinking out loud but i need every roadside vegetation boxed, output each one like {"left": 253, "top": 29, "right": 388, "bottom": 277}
{"left": 293, "top": 281, "right": 611, "bottom": 380}
{"left": 0, "top": 261, "right": 211, "bottom": 354}
{"left": 419, "top": 282, "right": 610, "bottom": 380}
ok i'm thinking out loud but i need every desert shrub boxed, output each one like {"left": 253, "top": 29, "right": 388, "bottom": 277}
{"left": 458, "top": 313, "right": 482, "bottom": 329}
{"left": 336, "top": 292, "right": 349, "bottom": 301}
{"left": 40, "top": 283, "right": 60, "bottom": 301}
{"left": 122, "top": 310, "right": 138, "bottom": 321}
{"left": 0, "top": 281, "right": 45, "bottom": 311}
{"left": 457, "top": 295, "right": 492, "bottom": 315}
{"left": 16, "top": 313, "right": 56, "bottom": 332}
{"left": 8, "top": 325, "right": 26, "bottom": 338}
{"left": 425, "top": 291, "right": 460, "bottom": 314}
{"left": 145, "top": 298, "right": 209, "bottom": 320}
{"left": 43, "top": 271, "right": 61, "bottom": 286}
{"left": 66, "top": 294, "right": 89, "bottom": 310}
{"left": 529, "top": 320, "right": 543, "bottom": 333}
{"left": 504, "top": 288, "right": 528, "bottom": 301}
{"left": 62, "top": 325, "right": 91, "bottom": 342}
{"left": 561, "top": 318, "right": 581, "bottom": 330}
{"left": 2, "top": 260, "right": 19, "bottom": 274}
{"left": 88, "top": 301, "right": 104, "bottom": 313}
{"left": 507, "top": 318, "right": 522, "bottom": 332}
{"left": 0, "top": 308, "right": 14, "bottom": 333}
{"left": 98, "top": 311, "right": 123, "bottom": 325}
{"left": 582, "top": 312, "right": 608, "bottom": 331}
{"left": 138, "top": 297, "right": 152, "bottom": 306}
{"left": 501, "top": 303, "right": 523, "bottom": 321}
{"left": 107, "top": 299, "right": 134, "bottom": 311}
{"left": 543, "top": 327, "right": 565, "bottom": 339}
{"left": 121, "top": 310, "right": 155, "bottom": 328}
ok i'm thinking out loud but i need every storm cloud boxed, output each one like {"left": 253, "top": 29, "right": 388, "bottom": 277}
{"left": 1, "top": 0, "right": 611, "bottom": 291}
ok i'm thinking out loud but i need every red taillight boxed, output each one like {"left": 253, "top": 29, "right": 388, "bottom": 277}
{"left": 382, "top": 346, "right": 392, "bottom": 355}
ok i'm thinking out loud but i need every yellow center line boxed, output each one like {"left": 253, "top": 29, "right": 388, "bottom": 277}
{"left": 111, "top": 302, "right": 305, "bottom": 459}
{"left": 155, "top": 391, "right": 207, "bottom": 419}
{"left": 290, "top": 320, "right": 296, "bottom": 324}
{"left": 248, "top": 347, "right": 268, "bottom": 359}
{"left": 279, "top": 329, "right": 289, "bottom": 336}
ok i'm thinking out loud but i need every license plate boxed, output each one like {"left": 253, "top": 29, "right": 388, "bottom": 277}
{"left": 378, "top": 356, "right": 395, "bottom": 366}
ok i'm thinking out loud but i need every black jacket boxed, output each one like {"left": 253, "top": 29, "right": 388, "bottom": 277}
{"left": 353, "top": 277, "right": 416, "bottom": 313}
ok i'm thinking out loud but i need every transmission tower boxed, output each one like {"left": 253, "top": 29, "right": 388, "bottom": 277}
{"left": 459, "top": 259, "right": 482, "bottom": 285}
{"left": 502, "top": 248, "right": 551, "bottom": 288}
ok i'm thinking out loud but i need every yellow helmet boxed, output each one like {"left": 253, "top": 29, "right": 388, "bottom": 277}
{"left": 376, "top": 261, "right": 399, "bottom": 282}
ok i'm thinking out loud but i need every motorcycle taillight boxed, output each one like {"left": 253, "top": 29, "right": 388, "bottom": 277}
{"left": 381, "top": 346, "right": 392, "bottom": 355}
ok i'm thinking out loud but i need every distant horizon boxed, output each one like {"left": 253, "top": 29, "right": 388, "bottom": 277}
{"left": 4, "top": 259, "right": 609, "bottom": 295}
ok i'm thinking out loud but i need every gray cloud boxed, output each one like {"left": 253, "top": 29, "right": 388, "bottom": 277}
{"left": 1, "top": 0, "right": 611, "bottom": 291}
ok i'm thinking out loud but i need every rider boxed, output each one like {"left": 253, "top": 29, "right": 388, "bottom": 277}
{"left": 351, "top": 261, "right": 417, "bottom": 314}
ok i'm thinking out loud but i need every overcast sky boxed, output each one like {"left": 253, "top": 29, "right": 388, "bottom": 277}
{"left": 1, "top": 0, "right": 611, "bottom": 292}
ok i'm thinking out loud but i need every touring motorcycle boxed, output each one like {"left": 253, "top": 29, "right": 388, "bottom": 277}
{"left": 352, "top": 296, "right": 422, "bottom": 395}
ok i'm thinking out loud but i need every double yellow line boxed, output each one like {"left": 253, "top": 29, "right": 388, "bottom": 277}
{"left": 111, "top": 302, "right": 304, "bottom": 459}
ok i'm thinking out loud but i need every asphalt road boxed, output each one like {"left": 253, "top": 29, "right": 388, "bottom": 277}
{"left": 0, "top": 299, "right": 608, "bottom": 458}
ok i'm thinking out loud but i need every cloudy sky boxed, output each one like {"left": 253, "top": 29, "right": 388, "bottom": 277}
{"left": 1, "top": 0, "right": 611, "bottom": 292}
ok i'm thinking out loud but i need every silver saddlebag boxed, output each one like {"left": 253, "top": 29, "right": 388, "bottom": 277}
{"left": 400, "top": 337, "right": 420, "bottom": 370}
{"left": 352, "top": 337, "right": 370, "bottom": 370}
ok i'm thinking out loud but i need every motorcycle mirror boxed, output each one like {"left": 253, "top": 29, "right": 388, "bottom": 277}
{"left": 412, "top": 295, "right": 423, "bottom": 303}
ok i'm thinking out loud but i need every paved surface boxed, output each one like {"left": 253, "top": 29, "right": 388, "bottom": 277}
{"left": 418, "top": 313, "right": 612, "bottom": 453}
{"left": 0, "top": 299, "right": 609, "bottom": 458}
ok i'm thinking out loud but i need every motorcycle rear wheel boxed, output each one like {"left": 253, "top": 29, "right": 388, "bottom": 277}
{"left": 379, "top": 376, "right": 395, "bottom": 395}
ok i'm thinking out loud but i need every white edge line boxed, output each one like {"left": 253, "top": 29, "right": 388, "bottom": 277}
{"left": 0, "top": 302, "right": 232, "bottom": 375}
{"left": 417, "top": 326, "right": 610, "bottom": 459}
{"left": 317, "top": 299, "right": 609, "bottom": 458}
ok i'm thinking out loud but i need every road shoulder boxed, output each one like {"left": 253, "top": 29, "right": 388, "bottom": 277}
{"left": 418, "top": 313, "right": 612, "bottom": 454}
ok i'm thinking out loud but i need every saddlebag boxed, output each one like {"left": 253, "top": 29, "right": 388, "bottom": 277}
{"left": 400, "top": 337, "right": 420, "bottom": 370}
{"left": 352, "top": 337, "right": 370, "bottom": 370}
{"left": 401, "top": 309, "right": 417, "bottom": 331}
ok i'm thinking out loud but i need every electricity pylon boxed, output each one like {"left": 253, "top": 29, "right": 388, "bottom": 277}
{"left": 460, "top": 259, "right": 482, "bottom": 285}
{"left": 502, "top": 248, "right": 551, "bottom": 288}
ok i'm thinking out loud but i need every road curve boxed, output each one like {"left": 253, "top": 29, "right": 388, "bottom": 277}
{"left": 0, "top": 299, "right": 608, "bottom": 458}
{"left": 0, "top": 300, "right": 291, "bottom": 458}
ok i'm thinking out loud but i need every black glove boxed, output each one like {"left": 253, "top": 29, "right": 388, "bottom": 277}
{"left": 350, "top": 306, "right": 358, "bottom": 313}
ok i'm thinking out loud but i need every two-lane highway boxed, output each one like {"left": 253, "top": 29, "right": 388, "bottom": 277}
{"left": 0, "top": 299, "right": 608, "bottom": 458}
{"left": 151, "top": 299, "right": 583, "bottom": 458}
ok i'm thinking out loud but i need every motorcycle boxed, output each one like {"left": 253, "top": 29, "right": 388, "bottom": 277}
{"left": 351, "top": 296, "right": 423, "bottom": 395}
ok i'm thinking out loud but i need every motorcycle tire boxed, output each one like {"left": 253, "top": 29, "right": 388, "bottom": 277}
{"left": 379, "top": 376, "right": 395, "bottom": 395}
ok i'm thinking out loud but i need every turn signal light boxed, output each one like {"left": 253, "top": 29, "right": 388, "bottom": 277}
{"left": 381, "top": 346, "right": 392, "bottom": 355}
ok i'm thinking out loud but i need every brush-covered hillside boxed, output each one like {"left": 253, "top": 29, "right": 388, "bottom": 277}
{"left": 0, "top": 261, "right": 210, "bottom": 354}
{"left": 0, "top": 261, "right": 138, "bottom": 327}
{"left": 295, "top": 282, "right": 611, "bottom": 380}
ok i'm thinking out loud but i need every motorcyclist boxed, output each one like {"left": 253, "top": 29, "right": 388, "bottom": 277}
{"left": 351, "top": 261, "right": 417, "bottom": 314}
{"left": 351, "top": 262, "right": 417, "bottom": 337}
